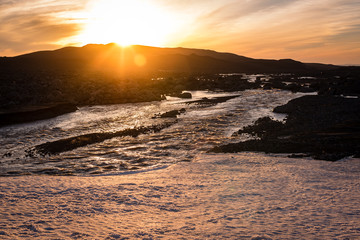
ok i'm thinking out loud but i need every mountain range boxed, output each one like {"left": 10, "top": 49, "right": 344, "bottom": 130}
{"left": 0, "top": 43, "right": 340, "bottom": 74}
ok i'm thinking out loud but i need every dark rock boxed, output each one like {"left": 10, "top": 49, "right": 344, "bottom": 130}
{"left": 168, "top": 92, "right": 192, "bottom": 99}
{"left": 273, "top": 96, "right": 360, "bottom": 134}
{"left": 186, "top": 95, "right": 240, "bottom": 105}
{"left": 212, "top": 95, "right": 360, "bottom": 161}
{"left": 0, "top": 103, "right": 77, "bottom": 126}
{"left": 318, "top": 77, "right": 360, "bottom": 96}
{"left": 153, "top": 108, "right": 186, "bottom": 118}
{"left": 178, "top": 92, "right": 192, "bottom": 98}
{"left": 284, "top": 83, "right": 301, "bottom": 92}
{"left": 268, "top": 81, "right": 286, "bottom": 89}
{"left": 235, "top": 117, "right": 284, "bottom": 139}
{"left": 263, "top": 83, "right": 272, "bottom": 90}
{"left": 33, "top": 122, "right": 177, "bottom": 155}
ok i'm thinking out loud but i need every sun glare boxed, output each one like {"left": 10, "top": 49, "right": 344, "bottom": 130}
{"left": 76, "top": 0, "right": 181, "bottom": 47}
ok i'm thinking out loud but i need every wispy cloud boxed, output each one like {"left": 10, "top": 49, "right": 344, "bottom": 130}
{"left": 0, "top": 0, "right": 85, "bottom": 55}
{"left": 177, "top": 0, "right": 360, "bottom": 64}
{"left": 0, "top": 0, "right": 359, "bottom": 64}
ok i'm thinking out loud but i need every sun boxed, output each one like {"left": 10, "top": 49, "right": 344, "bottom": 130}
{"left": 76, "top": 0, "right": 181, "bottom": 47}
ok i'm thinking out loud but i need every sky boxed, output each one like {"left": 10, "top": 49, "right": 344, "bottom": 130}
{"left": 0, "top": 0, "right": 359, "bottom": 65}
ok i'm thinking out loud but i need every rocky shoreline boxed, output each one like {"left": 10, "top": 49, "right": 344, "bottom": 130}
{"left": 211, "top": 95, "right": 360, "bottom": 161}
{"left": 210, "top": 67, "right": 360, "bottom": 161}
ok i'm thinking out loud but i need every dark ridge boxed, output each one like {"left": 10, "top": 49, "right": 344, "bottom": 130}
{"left": 1, "top": 43, "right": 342, "bottom": 74}
{"left": 30, "top": 121, "right": 176, "bottom": 156}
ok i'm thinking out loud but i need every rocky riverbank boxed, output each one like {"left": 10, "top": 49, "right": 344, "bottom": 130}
{"left": 211, "top": 68, "right": 360, "bottom": 161}
{"left": 1, "top": 64, "right": 359, "bottom": 128}
{"left": 211, "top": 95, "right": 360, "bottom": 161}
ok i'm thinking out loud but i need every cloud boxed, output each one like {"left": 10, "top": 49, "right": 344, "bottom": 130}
{"left": 1, "top": 0, "right": 359, "bottom": 64}
{"left": 0, "top": 0, "right": 86, "bottom": 56}
{"left": 177, "top": 0, "right": 360, "bottom": 64}
{"left": 177, "top": 1, "right": 303, "bottom": 47}
{"left": 202, "top": 0, "right": 299, "bottom": 21}
{"left": 326, "top": 24, "right": 360, "bottom": 44}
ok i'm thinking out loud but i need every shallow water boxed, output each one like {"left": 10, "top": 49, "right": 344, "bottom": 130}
{"left": 0, "top": 89, "right": 307, "bottom": 176}
{"left": 0, "top": 86, "right": 359, "bottom": 239}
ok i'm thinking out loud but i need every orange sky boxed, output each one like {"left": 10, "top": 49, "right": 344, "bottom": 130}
{"left": 0, "top": 0, "right": 359, "bottom": 65}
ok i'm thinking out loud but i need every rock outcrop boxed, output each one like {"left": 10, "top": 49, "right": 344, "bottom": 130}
{"left": 212, "top": 95, "right": 360, "bottom": 161}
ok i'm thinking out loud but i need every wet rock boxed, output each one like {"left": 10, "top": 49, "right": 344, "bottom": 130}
{"left": 33, "top": 122, "right": 177, "bottom": 155}
{"left": 186, "top": 95, "right": 240, "bottom": 105}
{"left": 235, "top": 117, "right": 284, "bottom": 139}
{"left": 153, "top": 108, "right": 186, "bottom": 118}
{"left": 178, "top": 92, "right": 192, "bottom": 98}
{"left": 168, "top": 91, "right": 192, "bottom": 99}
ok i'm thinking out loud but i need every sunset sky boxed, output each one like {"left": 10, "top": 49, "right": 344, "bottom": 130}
{"left": 0, "top": 0, "right": 359, "bottom": 65}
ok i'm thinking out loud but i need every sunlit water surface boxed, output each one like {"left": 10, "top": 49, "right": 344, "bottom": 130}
{"left": 0, "top": 89, "right": 308, "bottom": 176}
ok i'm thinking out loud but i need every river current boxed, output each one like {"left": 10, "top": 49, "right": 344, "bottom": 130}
{"left": 0, "top": 89, "right": 307, "bottom": 176}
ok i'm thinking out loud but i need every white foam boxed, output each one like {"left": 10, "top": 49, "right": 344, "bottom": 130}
{"left": 0, "top": 153, "right": 359, "bottom": 239}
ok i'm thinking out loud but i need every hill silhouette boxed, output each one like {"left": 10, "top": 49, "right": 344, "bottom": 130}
{"left": 0, "top": 43, "right": 338, "bottom": 74}
{"left": 1, "top": 43, "right": 357, "bottom": 113}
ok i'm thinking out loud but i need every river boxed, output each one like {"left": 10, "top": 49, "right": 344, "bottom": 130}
{"left": 1, "top": 89, "right": 306, "bottom": 176}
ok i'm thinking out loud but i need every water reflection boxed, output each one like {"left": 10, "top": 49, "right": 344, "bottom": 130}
{"left": 0, "top": 90, "right": 306, "bottom": 176}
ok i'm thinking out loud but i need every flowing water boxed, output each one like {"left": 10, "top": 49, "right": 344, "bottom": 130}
{"left": 1, "top": 87, "right": 359, "bottom": 239}
{"left": 0, "top": 89, "right": 307, "bottom": 176}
